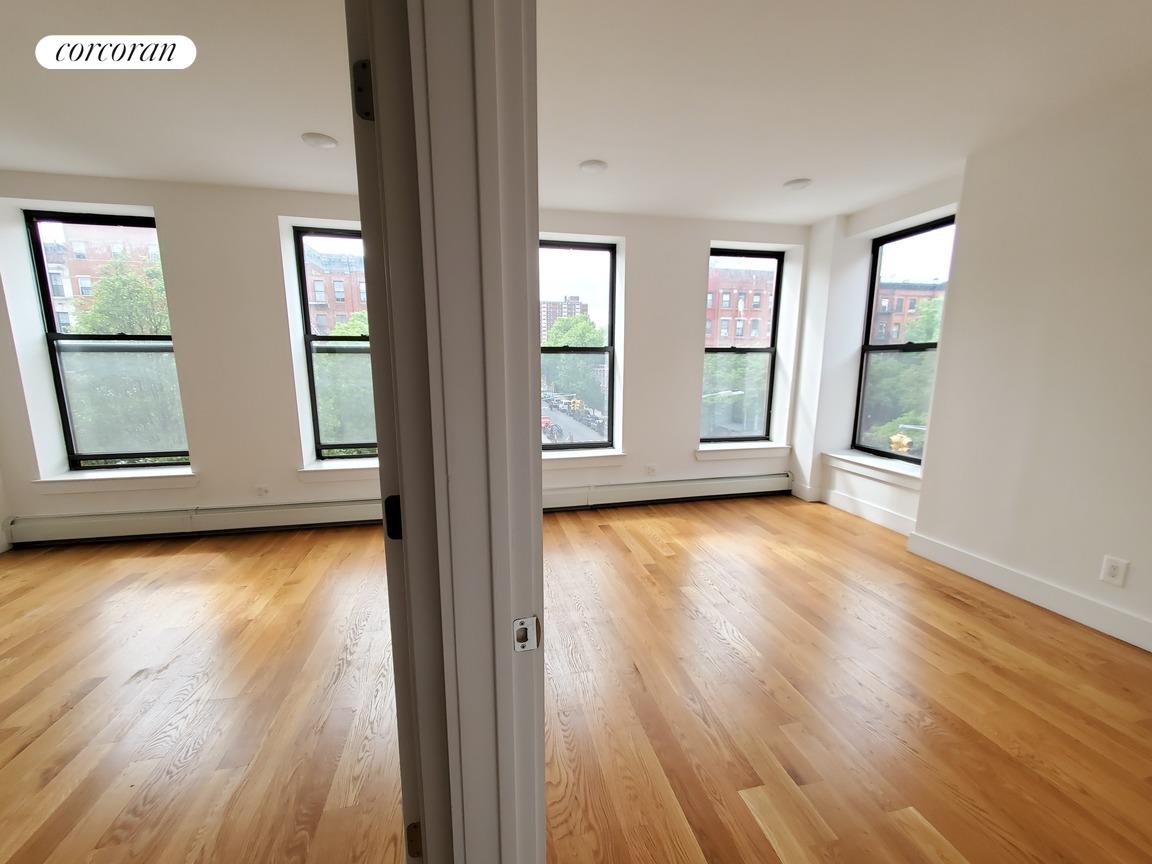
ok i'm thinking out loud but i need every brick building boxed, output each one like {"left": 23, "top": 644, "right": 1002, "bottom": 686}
{"left": 703, "top": 266, "right": 777, "bottom": 347}
{"left": 871, "top": 280, "right": 947, "bottom": 344}
{"left": 300, "top": 245, "right": 368, "bottom": 335}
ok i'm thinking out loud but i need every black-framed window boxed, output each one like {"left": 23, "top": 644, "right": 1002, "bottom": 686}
{"left": 293, "top": 228, "right": 377, "bottom": 460}
{"left": 700, "top": 248, "right": 783, "bottom": 442}
{"left": 25, "top": 211, "right": 190, "bottom": 469}
{"left": 539, "top": 240, "right": 616, "bottom": 450}
{"left": 853, "top": 215, "right": 956, "bottom": 463}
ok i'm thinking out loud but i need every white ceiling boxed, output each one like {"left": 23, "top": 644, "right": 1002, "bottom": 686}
{"left": 2, "top": 0, "right": 1150, "bottom": 224}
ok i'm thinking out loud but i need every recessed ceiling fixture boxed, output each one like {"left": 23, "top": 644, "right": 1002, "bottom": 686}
{"left": 301, "top": 132, "right": 339, "bottom": 150}
{"left": 579, "top": 159, "right": 608, "bottom": 175}
{"left": 783, "top": 177, "right": 812, "bottom": 191}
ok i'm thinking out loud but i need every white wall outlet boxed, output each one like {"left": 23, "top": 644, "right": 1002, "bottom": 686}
{"left": 644, "top": 464, "right": 657, "bottom": 476}
{"left": 1099, "top": 555, "right": 1129, "bottom": 587}
{"left": 255, "top": 485, "right": 271, "bottom": 498}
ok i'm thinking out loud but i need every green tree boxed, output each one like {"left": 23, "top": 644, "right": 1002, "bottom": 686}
{"left": 73, "top": 256, "right": 170, "bottom": 335}
{"left": 859, "top": 351, "right": 936, "bottom": 454}
{"left": 65, "top": 257, "right": 186, "bottom": 462}
{"left": 331, "top": 310, "right": 370, "bottom": 336}
{"left": 905, "top": 296, "right": 943, "bottom": 343}
{"left": 543, "top": 314, "right": 604, "bottom": 347}
{"left": 700, "top": 353, "right": 768, "bottom": 437}
{"left": 542, "top": 315, "right": 607, "bottom": 413}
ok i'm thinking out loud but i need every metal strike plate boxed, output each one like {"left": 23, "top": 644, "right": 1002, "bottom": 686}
{"left": 513, "top": 616, "right": 539, "bottom": 652}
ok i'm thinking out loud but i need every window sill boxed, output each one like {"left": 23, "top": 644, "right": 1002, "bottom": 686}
{"left": 298, "top": 458, "right": 380, "bottom": 483}
{"left": 695, "top": 441, "right": 790, "bottom": 461}
{"left": 823, "top": 450, "right": 922, "bottom": 489}
{"left": 542, "top": 449, "right": 625, "bottom": 469}
{"left": 34, "top": 465, "right": 198, "bottom": 494}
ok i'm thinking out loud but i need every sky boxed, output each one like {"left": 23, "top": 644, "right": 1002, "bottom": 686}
{"left": 878, "top": 223, "right": 955, "bottom": 283}
{"left": 304, "top": 234, "right": 365, "bottom": 258}
{"left": 538, "top": 245, "right": 612, "bottom": 329}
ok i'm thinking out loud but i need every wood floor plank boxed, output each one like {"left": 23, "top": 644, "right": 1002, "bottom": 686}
{"left": 1, "top": 498, "right": 1150, "bottom": 863}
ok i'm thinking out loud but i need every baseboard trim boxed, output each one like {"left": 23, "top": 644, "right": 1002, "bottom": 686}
{"left": 9, "top": 499, "right": 384, "bottom": 545}
{"left": 825, "top": 489, "right": 916, "bottom": 536}
{"left": 543, "top": 473, "right": 791, "bottom": 511}
{"left": 790, "top": 482, "right": 820, "bottom": 503}
{"left": 908, "top": 532, "right": 1152, "bottom": 652}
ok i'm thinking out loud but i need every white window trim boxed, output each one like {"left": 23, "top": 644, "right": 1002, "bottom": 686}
{"left": 695, "top": 441, "right": 790, "bottom": 461}
{"left": 298, "top": 458, "right": 380, "bottom": 483}
{"left": 824, "top": 449, "right": 922, "bottom": 489}
{"left": 34, "top": 465, "right": 198, "bottom": 493}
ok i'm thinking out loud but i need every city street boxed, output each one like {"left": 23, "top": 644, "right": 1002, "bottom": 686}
{"left": 541, "top": 409, "right": 603, "bottom": 445}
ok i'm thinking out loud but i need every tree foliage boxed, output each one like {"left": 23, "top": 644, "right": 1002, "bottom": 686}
{"left": 858, "top": 351, "right": 936, "bottom": 454}
{"left": 73, "top": 257, "right": 170, "bottom": 335}
{"left": 700, "top": 353, "right": 768, "bottom": 437}
{"left": 543, "top": 314, "right": 604, "bottom": 348}
{"left": 541, "top": 315, "right": 607, "bottom": 414}
{"left": 63, "top": 257, "right": 186, "bottom": 459}
{"left": 330, "top": 310, "right": 370, "bottom": 336}
{"left": 905, "top": 297, "right": 943, "bottom": 343}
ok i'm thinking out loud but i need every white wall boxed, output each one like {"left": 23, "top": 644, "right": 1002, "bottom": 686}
{"left": 0, "top": 463, "right": 10, "bottom": 551}
{"left": 790, "top": 179, "right": 961, "bottom": 534}
{"left": 913, "top": 75, "right": 1152, "bottom": 649}
{"left": 538, "top": 209, "right": 806, "bottom": 506}
{"left": 0, "top": 171, "right": 382, "bottom": 540}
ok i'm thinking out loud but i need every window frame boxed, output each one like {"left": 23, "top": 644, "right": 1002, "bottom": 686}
{"left": 701, "top": 247, "right": 785, "bottom": 444}
{"left": 851, "top": 214, "right": 955, "bottom": 465}
{"left": 292, "top": 226, "right": 377, "bottom": 461}
{"left": 25, "top": 209, "right": 190, "bottom": 470}
{"left": 539, "top": 238, "right": 617, "bottom": 452}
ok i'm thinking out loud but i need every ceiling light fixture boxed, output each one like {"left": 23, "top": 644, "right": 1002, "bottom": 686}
{"left": 783, "top": 177, "right": 812, "bottom": 191}
{"left": 301, "top": 132, "right": 339, "bottom": 150}
{"left": 579, "top": 159, "right": 608, "bottom": 175}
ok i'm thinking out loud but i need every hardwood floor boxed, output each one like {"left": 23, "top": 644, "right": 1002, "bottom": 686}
{"left": 0, "top": 527, "right": 403, "bottom": 864}
{"left": 0, "top": 497, "right": 1150, "bottom": 863}
{"left": 542, "top": 497, "right": 1152, "bottom": 864}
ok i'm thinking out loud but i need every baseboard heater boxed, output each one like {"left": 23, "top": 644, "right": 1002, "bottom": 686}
{"left": 9, "top": 499, "right": 384, "bottom": 545}
{"left": 543, "top": 473, "right": 791, "bottom": 511}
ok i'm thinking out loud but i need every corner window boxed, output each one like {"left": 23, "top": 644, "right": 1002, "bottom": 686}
{"left": 293, "top": 228, "right": 377, "bottom": 459}
{"left": 853, "top": 216, "right": 955, "bottom": 462}
{"left": 701, "top": 249, "right": 783, "bottom": 441}
{"left": 25, "top": 211, "right": 189, "bottom": 469}
{"left": 539, "top": 240, "right": 615, "bottom": 449}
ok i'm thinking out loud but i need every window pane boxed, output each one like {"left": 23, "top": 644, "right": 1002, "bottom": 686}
{"left": 312, "top": 341, "right": 376, "bottom": 446}
{"left": 869, "top": 223, "right": 954, "bottom": 346}
{"left": 700, "top": 352, "right": 770, "bottom": 439}
{"left": 705, "top": 253, "right": 777, "bottom": 349}
{"left": 539, "top": 245, "right": 611, "bottom": 347}
{"left": 300, "top": 233, "right": 367, "bottom": 335}
{"left": 57, "top": 342, "right": 187, "bottom": 454}
{"left": 857, "top": 349, "right": 938, "bottom": 458}
{"left": 33, "top": 220, "right": 172, "bottom": 335}
{"left": 540, "top": 352, "right": 609, "bottom": 445}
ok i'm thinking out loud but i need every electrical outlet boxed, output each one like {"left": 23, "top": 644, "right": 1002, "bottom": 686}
{"left": 255, "top": 485, "right": 271, "bottom": 498}
{"left": 1099, "top": 555, "right": 1129, "bottom": 587}
{"left": 644, "top": 464, "right": 657, "bottom": 476}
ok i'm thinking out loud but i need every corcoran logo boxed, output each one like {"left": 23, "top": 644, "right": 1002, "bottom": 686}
{"left": 35, "top": 35, "right": 196, "bottom": 69}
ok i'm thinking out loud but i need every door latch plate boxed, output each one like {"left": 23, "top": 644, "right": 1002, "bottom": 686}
{"left": 513, "top": 616, "right": 539, "bottom": 652}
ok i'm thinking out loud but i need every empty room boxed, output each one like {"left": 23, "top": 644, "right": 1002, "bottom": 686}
{"left": 1, "top": 1, "right": 1150, "bottom": 862}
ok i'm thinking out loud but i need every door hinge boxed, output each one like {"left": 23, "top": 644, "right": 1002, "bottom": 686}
{"left": 384, "top": 495, "right": 403, "bottom": 540}
{"left": 406, "top": 821, "right": 423, "bottom": 858}
{"left": 352, "top": 59, "right": 375, "bottom": 122}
